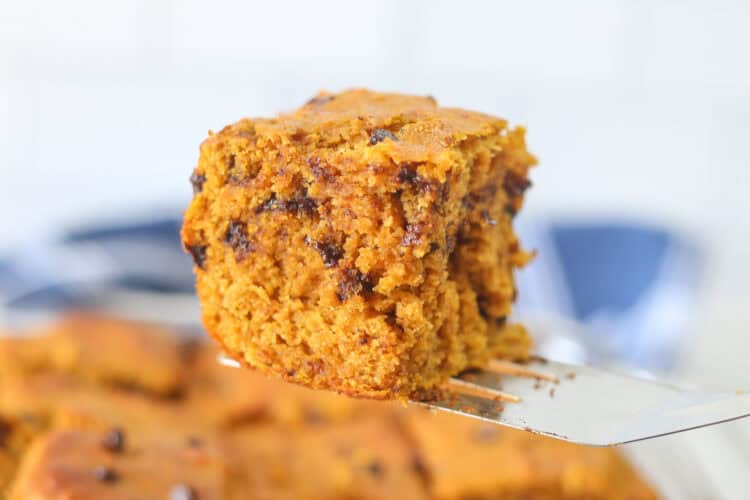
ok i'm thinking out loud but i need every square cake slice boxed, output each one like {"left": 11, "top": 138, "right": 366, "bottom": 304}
{"left": 182, "top": 89, "right": 536, "bottom": 399}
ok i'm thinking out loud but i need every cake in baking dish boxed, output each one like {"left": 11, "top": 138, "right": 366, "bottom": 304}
{"left": 0, "top": 314, "right": 657, "bottom": 499}
{"left": 181, "top": 89, "right": 536, "bottom": 399}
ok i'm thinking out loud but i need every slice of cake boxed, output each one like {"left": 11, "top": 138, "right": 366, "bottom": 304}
{"left": 182, "top": 89, "right": 536, "bottom": 399}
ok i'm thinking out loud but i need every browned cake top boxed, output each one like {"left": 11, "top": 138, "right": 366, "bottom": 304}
{"left": 201, "top": 88, "right": 534, "bottom": 186}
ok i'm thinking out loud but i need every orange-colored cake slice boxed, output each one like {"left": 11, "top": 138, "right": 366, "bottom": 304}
{"left": 182, "top": 89, "right": 536, "bottom": 399}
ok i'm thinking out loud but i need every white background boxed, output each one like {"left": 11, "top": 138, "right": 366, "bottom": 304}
{"left": 1, "top": 1, "right": 749, "bottom": 495}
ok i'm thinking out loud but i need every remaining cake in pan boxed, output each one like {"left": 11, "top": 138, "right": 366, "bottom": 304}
{"left": 8, "top": 430, "right": 231, "bottom": 500}
{"left": 404, "top": 410, "right": 657, "bottom": 500}
{"left": 229, "top": 418, "right": 427, "bottom": 499}
{"left": 0, "top": 312, "right": 187, "bottom": 396}
{"left": 182, "top": 89, "right": 536, "bottom": 399}
{"left": 0, "top": 314, "right": 657, "bottom": 499}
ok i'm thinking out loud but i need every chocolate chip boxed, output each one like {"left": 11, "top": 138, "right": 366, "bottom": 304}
{"left": 366, "top": 460, "right": 385, "bottom": 479}
{"left": 369, "top": 128, "right": 397, "bottom": 145}
{"left": 101, "top": 428, "right": 125, "bottom": 453}
{"left": 397, "top": 164, "right": 433, "bottom": 193}
{"left": 401, "top": 224, "right": 422, "bottom": 247}
{"left": 185, "top": 244, "right": 207, "bottom": 269}
{"left": 411, "top": 455, "right": 428, "bottom": 476}
{"left": 503, "top": 204, "right": 518, "bottom": 217}
{"left": 225, "top": 221, "right": 254, "bottom": 261}
{"left": 0, "top": 419, "right": 9, "bottom": 448}
{"left": 305, "top": 236, "right": 344, "bottom": 268}
{"left": 397, "top": 165, "right": 419, "bottom": 184}
{"left": 190, "top": 171, "right": 206, "bottom": 195}
{"left": 288, "top": 190, "right": 318, "bottom": 216}
{"left": 359, "top": 335, "right": 370, "bottom": 345}
{"left": 336, "top": 268, "right": 374, "bottom": 302}
{"left": 93, "top": 466, "right": 119, "bottom": 483}
{"left": 473, "top": 425, "right": 499, "bottom": 443}
{"left": 170, "top": 484, "right": 198, "bottom": 500}
{"left": 503, "top": 171, "right": 532, "bottom": 198}
{"left": 255, "top": 190, "right": 317, "bottom": 217}
{"left": 186, "top": 436, "right": 203, "bottom": 448}
{"left": 303, "top": 408, "right": 327, "bottom": 425}
{"left": 306, "top": 94, "right": 335, "bottom": 106}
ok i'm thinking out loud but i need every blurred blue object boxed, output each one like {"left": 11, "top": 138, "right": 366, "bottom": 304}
{"left": 515, "top": 220, "right": 703, "bottom": 373}
{"left": 0, "top": 215, "right": 702, "bottom": 373}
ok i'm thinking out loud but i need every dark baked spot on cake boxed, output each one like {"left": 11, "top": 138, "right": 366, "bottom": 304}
{"left": 185, "top": 244, "right": 207, "bottom": 269}
{"left": 101, "top": 428, "right": 125, "bottom": 453}
{"left": 225, "top": 221, "right": 255, "bottom": 260}
{"left": 290, "top": 129, "right": 306, "bottom": 142}
{"left": 303, "top": 359, "right": 326, "bottom": 376}
{"left": 494, "top": 316, "right": 507, "bottom": 327}
{"left": 402, "top": 224, "right": 422, "bottom": 247}
{"left": 337, "top": 268, "right": 374, "bottom": 302}
{"left": 307, "top": 156, "right": 335, "bottom": 183}
{"left": 503, "top": 171, "right": 532, "bottom": 198}
{"left": 359, "top": 334, "right": 370, "bottom": 345}
{"left": 170, "top": 483, "right": 198, "bottom": 500}
{"left": 477, "top": 296, "right": 492, "bottom": 321}
{"left": 224, "top": 153, "right": 245, "bottom": 185}
{"left": 481, "top": 209, "right": 497, "bottom": 226}
{"left": 190, "top": 171, "right": 206, "bottom": 195}
{"left": 305, "top": 236, "right": 344, "bottom": 268}
{"left": 93, "top": 465, "right": 119, "bottom": 483}
{"left": 445, "top": 232, "right": 457, "bottom": 254}
{"left": 366, "top": 460, "right": 385, "bottom": 479}
{"left": 306, "top": 94, "right": 335, "bottom": 106}
{"left": 369, "top": 128, "right": 397, "bottom": 145}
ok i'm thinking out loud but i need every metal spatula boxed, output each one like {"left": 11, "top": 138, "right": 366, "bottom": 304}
{"left": 219, "top": 354, "right": 750, "bottom": 446}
